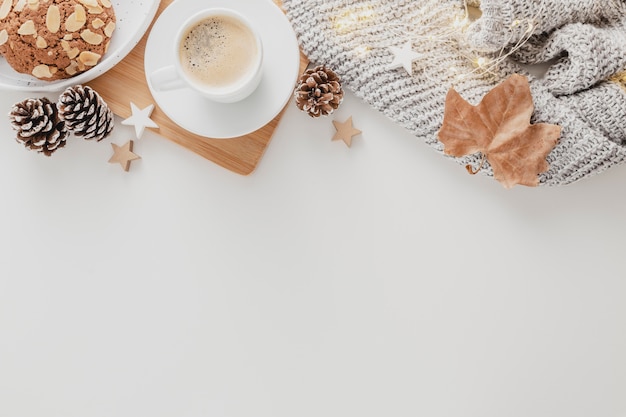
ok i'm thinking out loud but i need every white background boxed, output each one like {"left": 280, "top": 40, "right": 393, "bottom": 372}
{"left": 0, "top": 82, "right": 625, "bottom": 417}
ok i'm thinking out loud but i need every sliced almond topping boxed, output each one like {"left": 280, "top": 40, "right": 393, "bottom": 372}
{"left": 46, "top": 5, "right": 61, "bottom": 33}
{"left": 17, "top": 20, "right": 36, "bottom": 36}
{"left": 65, "top": 60, "right": 79, "bottom": 76}
{"left": 14, "top": 0, "right": 26, "bottom": 12}
{"left": 80, "top": 28, "right": 103, "bottom": 45}
{"left": 91, "top": 18, "right": 105, "bottom": 29}
{"left": 67, "top": 47, "right": 79, "bottom": 59}
{"left": 65, "top": 11, "right": 85, "bottom": 32}
{"left": 74, "top": 4, "right": 86, "bottom": 22}
{"left": 60, "top": 39, "right": 70, "bottom": 51}
{"left": 36, "top": 36, "right": 47, "bottom": 48}
{"left": 87, "top": 5, "right": 103, "bottom": 14}
{"left": 104, "top": 21, "right": 115, "bottom": 37}
{"left": 32, "top": 64, "right": 54, "bottom": 78}
{"left": 63, "top": 34, "right": 73, "bottom": 40}
{"left": 78, "top": 0, "right": 98, "bottom": 7}
{"left": 0, "top": 0, "right": 12, "bottom": 20}
{"left": 104, "top": 39, "right": 109, "bottom": 53}
{"left": 0, "top": 29, "right": 8, "bottom": 46}
{"left": 78, "top": 50, "right": 101, "bottom": 66}
{"left": 99, "top": 0, "right": 111, "bottom": 7}
{"left": 27, "top": 0, "right": 39, "bottom": 11}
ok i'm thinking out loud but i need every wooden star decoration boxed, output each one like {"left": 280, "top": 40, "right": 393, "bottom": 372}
{"left": 332, "top": 116, "right": 362, "bottom": 147}
{"left": 108, "top": 140, "right": 140, "bottom": 171}
{"left": 387, "top": 41, "right": 422, "bottom": 76}
{"left": 121, "top": 102, "right": 159, "bottom": 139}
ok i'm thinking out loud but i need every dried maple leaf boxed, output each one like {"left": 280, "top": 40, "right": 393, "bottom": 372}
{"left": 437, "top": 74, "right": 561, "bottom": 188}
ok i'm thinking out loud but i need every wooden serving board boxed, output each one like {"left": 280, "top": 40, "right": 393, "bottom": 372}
{"left": 88, "top": 0, "right": 307, "bottom": 175}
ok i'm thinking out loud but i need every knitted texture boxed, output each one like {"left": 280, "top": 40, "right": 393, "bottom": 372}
{"left": 282, "top": 0, "right": 626, "bottom": 186}
{"left": 513, "top": 19, "right": 626, "bottom": 96}
{"left": 467, "top": 0, "right": 626, "bottom": 52}
{"left": 559, "top": 82, "right": 626, "bottom": 147}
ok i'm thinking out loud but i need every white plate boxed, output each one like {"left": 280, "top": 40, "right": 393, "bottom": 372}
{"left": 0, "top": 0, "right": 161, "bottom": 92}
{"left": 144, "top": 0, "right": 301, "bottom": 139}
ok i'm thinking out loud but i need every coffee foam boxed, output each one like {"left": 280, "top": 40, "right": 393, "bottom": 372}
{"left": 179, "top": 15, "right": 258, "bottom": 89}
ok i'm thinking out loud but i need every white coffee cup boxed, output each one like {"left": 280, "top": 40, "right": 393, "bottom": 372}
{"left": 150, "top": 8, "right": 263, "bottom": 103}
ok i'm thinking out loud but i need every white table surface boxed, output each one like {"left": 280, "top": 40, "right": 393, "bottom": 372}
{"left": 0, "top": 82, "right": 625, "bottom": 417}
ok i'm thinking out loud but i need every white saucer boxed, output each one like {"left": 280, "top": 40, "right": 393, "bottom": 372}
{"left": 144, "top": 0, "right": 301, "bottom": 139}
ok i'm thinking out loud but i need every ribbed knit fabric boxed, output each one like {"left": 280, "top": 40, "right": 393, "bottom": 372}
{"left": 559, "top": 82, "right": 626, "bottom": 146}
{"left": 282, "top": 0, "right": 626, "bottom": 186}
{"left": 467, "top": 0, "right": 626, "bottom": 52}
{"left": 513, "top": 19, "right": 626, "bottom": 96}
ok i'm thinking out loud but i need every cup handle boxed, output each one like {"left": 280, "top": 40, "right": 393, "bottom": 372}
{"left": 150, "top": 65, "right": 186, "bottom": 92}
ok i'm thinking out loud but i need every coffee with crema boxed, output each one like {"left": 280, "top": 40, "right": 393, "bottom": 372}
{"left": 179, "top": 15, "right": 259, "bottom": 89}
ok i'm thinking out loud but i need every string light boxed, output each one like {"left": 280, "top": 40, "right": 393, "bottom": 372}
{"left": 354, "top": 45, "right": 371, "bottom": 58}
{"left": 333, "top": 5, "right": 376, "bottom": 34}
{"left": 332, "top": 0, "right": 540, "bottom": 83}
{"left": 475, "top": 56, "right": 488, "bottom": 68}
{"left": 452, "top": 15, "right": 469, "bottom": 29}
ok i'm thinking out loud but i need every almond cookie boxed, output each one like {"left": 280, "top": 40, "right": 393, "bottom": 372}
{"left": 0, "top": 0, "right": 116, "bottom": 80}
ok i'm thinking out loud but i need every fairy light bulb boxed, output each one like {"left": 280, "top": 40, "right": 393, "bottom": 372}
{"left": 354, "top": 45, "right": 371, "bottom": 58}
{"left": 334, "top": 6, "right": 375, "bottom": 34}
{"left": 475, "top": 56, "right": 488, "bottom": 68}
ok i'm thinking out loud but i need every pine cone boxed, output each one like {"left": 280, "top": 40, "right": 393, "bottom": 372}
{"left": 9, "top": 97, "right": 68, "bottom": 156}
{"left": 58, "top": 85, "right": 114, "bottom": 141}
{"left": 295, "top": 65, "right": 344, "bottom": 117}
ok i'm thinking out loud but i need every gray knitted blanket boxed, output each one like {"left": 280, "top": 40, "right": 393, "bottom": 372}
{"left": 282, "top": 0, "right": 626, "bottom": 186}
